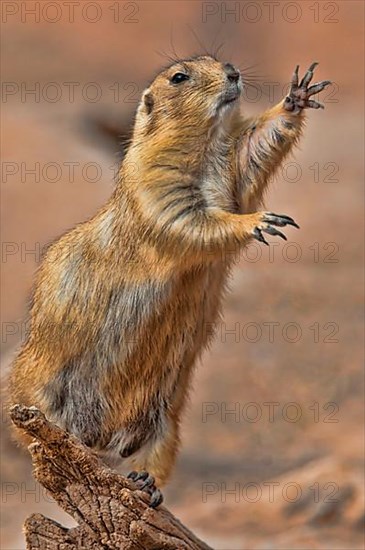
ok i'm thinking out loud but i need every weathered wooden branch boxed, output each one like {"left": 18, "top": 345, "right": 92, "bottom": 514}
{"left": 10, "top": 405, "right": 213, "bottom": 550}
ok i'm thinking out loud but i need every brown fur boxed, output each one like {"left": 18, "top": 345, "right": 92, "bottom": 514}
{"left": 9, "top": 56, "right": 318, "bottom": 485}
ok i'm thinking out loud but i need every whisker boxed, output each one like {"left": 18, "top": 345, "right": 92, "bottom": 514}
{"left": 209, "top": 25, "right": 225, "bottom": 60}
{"left": 240, "top": 69, "right": 261, "bottom": 76}
{"left": 239, "top": 63, "right": 262, "bottom": 72}
{"left": 155, "top": 49, "right": 180, "bottom": 65}
{"left": 169, "top": 23, "right": 180, "bottom": 62}
{"left": 186, "top": 24, "right": 211, "bottom": 57}
{"left": 213, "top": 41, "right": 225, "bottom": 60}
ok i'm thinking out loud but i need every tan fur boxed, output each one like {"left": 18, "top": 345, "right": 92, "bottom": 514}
{"left": 9, "top": 56, "right": 310, "bottom": 485}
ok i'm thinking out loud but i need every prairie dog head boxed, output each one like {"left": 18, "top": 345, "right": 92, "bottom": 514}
{"left": 134, "top": 55, "right": 242, "bottom": 138}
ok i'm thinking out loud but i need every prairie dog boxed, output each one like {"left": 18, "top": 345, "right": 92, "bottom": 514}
{"left": 9, "top": 57, "right": 330, "bottom": 507}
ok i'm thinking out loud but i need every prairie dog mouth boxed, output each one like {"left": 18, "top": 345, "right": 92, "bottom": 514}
{"left": 224, "top": 95, "right": 239, "bottom": 104}
{"left": 219, "top": 89, "right": 241, "bottom": 108}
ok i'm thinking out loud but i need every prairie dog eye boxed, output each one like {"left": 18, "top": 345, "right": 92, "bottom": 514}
{"left": 170, "top": 72, "right": 190, "bottom": 85}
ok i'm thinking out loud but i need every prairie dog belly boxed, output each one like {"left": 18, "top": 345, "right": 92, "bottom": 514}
{"left": 101, "top": 260, "right": 230, "bottom": 464}
{"left": 36, "top": 260, "right": 229, "bottom": 460}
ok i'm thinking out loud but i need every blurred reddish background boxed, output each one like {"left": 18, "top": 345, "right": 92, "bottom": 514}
{"left": 1, "top": 1, "right": 364, "bottom": 548}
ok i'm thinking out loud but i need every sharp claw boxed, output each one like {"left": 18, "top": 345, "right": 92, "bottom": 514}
{"left": 285, "top": 219, "right": 300, "bottom": 229}
{"left": 127, "top": 471, "right": 163, "bottom": 508}
{"left": 263, "top": 213, "right": 300, "bottom": 229}
{"left": 253, "top": 227, "right": 269, "bottom": 245}
{"left": 266, "top": 212, "right": 292, "bottom": 219}
{"left": 140, "top": 475, "right": 155, "bottom": 490}
{"left": 299, "top": 62, "right": 319, "bottom": 88}
{"left": 150, "top": 489, "right": 163, "bottom": 509}
{"left": 134, "top": 470, "right": 149, "bottom": 482}
{"left": 262, "top": 226, "right": 287, "bottom": 240}
{"left": 308, "top": 61, "right": 319, "bottom": 72}
{"left": 307, "top": 80, "right": 332, "bottom": 96}
{"left": 307, "top": 99, "right": 325, "bottom": 110}
{"left": 291, "top": 65, "right": 299, "bottom": 89}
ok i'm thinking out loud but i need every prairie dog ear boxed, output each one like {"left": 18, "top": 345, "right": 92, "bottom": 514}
{"left": 143, "top": 90, "right": 154, "bottom": 115}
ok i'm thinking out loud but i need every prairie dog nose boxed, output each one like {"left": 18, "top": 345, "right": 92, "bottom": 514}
{"left": 224, "top": 63, "right": 240, "bottom": 83}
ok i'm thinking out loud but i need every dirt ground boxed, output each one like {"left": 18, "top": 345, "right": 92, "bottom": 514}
{"left": 1, "top": 1, "right": 364, "bottom": 549}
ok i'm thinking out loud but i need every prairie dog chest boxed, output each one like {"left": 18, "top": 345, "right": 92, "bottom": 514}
{"left": 199, "top": 143, "right": 238, "bottom": 212}
{"left": 164, "top": 260, "right": 230, "bottom": 354}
